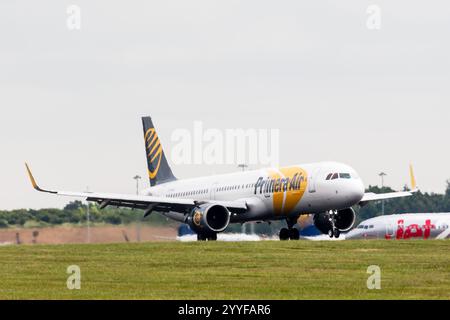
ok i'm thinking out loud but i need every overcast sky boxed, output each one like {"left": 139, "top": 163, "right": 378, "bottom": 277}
{"left": 1, "top": 1, "right": 449, "bottom": 210}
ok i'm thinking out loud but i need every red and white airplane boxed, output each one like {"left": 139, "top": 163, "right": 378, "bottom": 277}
{"left": 346, "top": 213, "right": 450, "bottom": 240}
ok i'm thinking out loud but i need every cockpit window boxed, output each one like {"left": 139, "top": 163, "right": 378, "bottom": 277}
{"left": 326, "top": 172, "right": 353, "bottom": 180}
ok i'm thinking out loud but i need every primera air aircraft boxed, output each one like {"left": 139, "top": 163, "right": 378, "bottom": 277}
{"left": 26, "top": 117, "right": 418, "bottom": 241}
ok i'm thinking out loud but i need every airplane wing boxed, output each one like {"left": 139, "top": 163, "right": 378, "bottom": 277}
{"left": 359, "top": 190, "right": 416, "bottom": 204}
{"left": 25, "top": 164, "right": 248, "bottom": 216}
{"left": 359, "top": 164, "right": 418, "bottom": 206}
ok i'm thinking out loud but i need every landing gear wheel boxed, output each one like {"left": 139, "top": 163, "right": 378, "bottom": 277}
{"left": 289, "top": 228, "right": 300, "bottom": 240}
{"left": 328, "top": 229, "right": 334, "bottom": 238}
{"left": 333, "top": 229, "right": 340, "bottom": 239}
{"left": 197, "top": 233, "right": 207, "bottom": 241}
{"left": 208, "top": 233, "right": 217, "bottom": 241}
{"left": 279, "top": 228, "right": 290, "bottom": 241}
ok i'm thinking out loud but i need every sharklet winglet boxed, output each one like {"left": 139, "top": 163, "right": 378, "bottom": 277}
{"left": 409, "top": 163, "right": 418, "bottom": 191}
{"left": 25, "top": 163, "right": 57, "bottom": 194}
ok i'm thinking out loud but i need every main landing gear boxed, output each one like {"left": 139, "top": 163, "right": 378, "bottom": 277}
{"left": 328, "top": 210, "right": 341, "bottom": 239}
{"left": 279, "top": 218, "right": 300, "bottom": 241}
{"left": 197, "top": 233, "right": 217, "bottom": 241}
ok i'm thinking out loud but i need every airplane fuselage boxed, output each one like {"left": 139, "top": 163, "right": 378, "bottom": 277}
{"left": 346, "top": 213, "right": 450, "bottom": 240}
{"left": 142, "top": 161, "right": 365, "bottom": 223}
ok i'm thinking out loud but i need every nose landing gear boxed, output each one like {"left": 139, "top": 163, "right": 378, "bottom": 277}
{"left": 328, "top": 210, "right": 341, "bottom": 238}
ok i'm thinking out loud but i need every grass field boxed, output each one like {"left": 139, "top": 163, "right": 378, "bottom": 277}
{"left": 0, "top": 240, "right": 449, "bottom": 299}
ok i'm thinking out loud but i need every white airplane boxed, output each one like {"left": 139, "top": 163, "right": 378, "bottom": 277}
{"left": 346, "top": 213, "right": 450, "bottom": 240}
{"left": 26, "top": 116, "right": 418, "bottom": 241}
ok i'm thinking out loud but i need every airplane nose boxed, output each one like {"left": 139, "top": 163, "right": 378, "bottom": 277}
{"left": 356, "top": 180, "right": 365, "bottom": 199}
{"left": 345, "top": 230, "right": 356, "bottom": 239}
{"left": 345, "top": 229, "right": 361, "bottom": 240}
{"left": 349, "top": 180, "right": 365, "bottom": 203}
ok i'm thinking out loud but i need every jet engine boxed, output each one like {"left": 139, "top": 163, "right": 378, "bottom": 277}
{"left": 187, "top": 204, "right": 231, "bottom": 235}
{"left": 313, "top": 208, "right": 356, "bottom": 235}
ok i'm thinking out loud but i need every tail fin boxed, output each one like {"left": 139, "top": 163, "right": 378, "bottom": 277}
{"left": 142, "top": 117, "right": 176, "bottom": 186}
{"left": 409, "top": 163, "right": 417, "bottom": 191}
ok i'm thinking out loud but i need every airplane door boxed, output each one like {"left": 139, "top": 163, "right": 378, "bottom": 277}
{"left": 308, "top": 168, "right": 320, "bottom": 193}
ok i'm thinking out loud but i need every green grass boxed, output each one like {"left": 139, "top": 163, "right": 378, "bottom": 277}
{"left": 0, "top": 240, "right": 449, "bottom": 299}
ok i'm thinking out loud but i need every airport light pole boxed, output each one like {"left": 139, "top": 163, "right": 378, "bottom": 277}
{"left": 238, "top": 164, "right": 248, "bottom": 172}
{"left": 379, "top": 172, "right": 387, "bottom": 215}
{"left": 85, "top": 187, "right": 91, "bottom": 243}
{"left": 133, "top": 175, "right": 142, "bottom": 242}
{"left": 133, "top": 175, "right": 141, "bottom": 195}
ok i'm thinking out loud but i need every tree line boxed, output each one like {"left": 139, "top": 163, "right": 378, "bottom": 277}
{"left": 0, "top": 201, "right": 171, "bottom": 228}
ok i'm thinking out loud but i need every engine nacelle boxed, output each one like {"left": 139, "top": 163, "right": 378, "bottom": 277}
{"left": 313, "top": 208, "right": 356, "bottom": 234}
{"left": 187, "top": 204, "right": 231, "bottom": 234}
